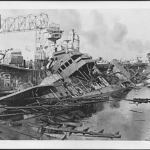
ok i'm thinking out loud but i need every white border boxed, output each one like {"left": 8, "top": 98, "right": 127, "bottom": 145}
{"left": 0, "top": 1, "right": 150, "bottom": 9}
{"left": 0, "top": 141, "right": 149, "bottom": 149}
{"left": 0, "top": 1, "right": 150, "bottom": 149}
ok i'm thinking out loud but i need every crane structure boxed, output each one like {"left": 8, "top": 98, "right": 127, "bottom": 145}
{"left": 0, "top": 13, "right": 63, "bottom": 63}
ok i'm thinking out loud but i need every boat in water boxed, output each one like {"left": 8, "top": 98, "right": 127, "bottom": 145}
{"left": 0, "top": 23, "right": 134, "bottom": 140}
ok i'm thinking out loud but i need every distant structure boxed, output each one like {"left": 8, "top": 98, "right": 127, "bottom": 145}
{"left": 137, "top": 55, "right": 142, "bottom": 63}
{"left": 68, "top": 29, "right": 80, "bottom": 51}
{"left": 147, "top": 53, "right": 150, "bottom": 63}
{"left": 0, "top": 13, "right": 63, "bottom": 70}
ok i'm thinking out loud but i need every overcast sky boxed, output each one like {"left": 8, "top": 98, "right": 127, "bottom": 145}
{"left": 1, "top": 2, "right": 150, "bottom": 61}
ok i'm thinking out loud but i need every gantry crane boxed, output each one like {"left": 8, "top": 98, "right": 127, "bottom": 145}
{"left": 0, "top": 13, "right": 63, "bottom": 68}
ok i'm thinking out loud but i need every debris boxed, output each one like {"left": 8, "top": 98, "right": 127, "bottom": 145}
{"left": 138, "top": 131, "right": 144, "bottom": 133}
{"left": 0, "top": 13, "right": 139, "bottom": 141}
{"left": 41, "top": 126, "right": 121, "bottom": 139}
{"left": 99, "top": 129, "right": 104, "bottom": 133}
{"left": 124, "top": 98, "right": 150, "bottom": 104}
{"left": 62, "top": 134, "right": 67, "bottom": 140}
{"left": 130, "top": 110, "right": 143, "bottom": 113}
{"left": 135, "top": 120, "right": 145, "bottom": 121}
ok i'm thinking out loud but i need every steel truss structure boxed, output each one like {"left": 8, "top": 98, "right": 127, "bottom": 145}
{"left": 0, "top": 13, "right": 49, "bottom": 32}
{"left": 0, "top": 13, "right": 62, "bottom": 60}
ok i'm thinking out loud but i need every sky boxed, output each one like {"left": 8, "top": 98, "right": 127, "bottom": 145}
{"left": 1, "top": 2, "right": 150, "bottom": 61}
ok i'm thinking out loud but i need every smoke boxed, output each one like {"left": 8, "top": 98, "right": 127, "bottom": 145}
{"left": 78, "top": 10, "right": 150, "bottom": 61}
{"left": 126, "top": 39, "right": 144, "bottom": 53}
{"left": 1, "top": 9, "right": 150, "bottom": 61}
{"left": 112, "top": 22, "right": 128, "bottom": 43}
{"left": 81, "top": 11, "right": 109, "bottom": 50}
{"left": 53, "top": 9, "right": 150, "bottom": 61}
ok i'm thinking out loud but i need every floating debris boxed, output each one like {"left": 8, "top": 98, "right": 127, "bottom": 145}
{"left": 130, "top": 110, "right": 143, "bottom": 113}
{"left": 135, "top": 120, "right": 145, "bottom": 121}
{"left": 138, "top": 131, "right": 144, "bottom": 133}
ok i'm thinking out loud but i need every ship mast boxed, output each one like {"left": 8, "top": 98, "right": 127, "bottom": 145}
{"left": 47, "top": 23, "right": 63, "bottom": 54}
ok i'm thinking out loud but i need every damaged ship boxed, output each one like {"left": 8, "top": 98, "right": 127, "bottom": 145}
{"left": 0, "top": 20, "right": 133, "bottom": 140}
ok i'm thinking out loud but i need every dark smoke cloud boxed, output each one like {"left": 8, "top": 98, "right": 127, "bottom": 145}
{"left": 78, "top": 10, "right": 150, "bottom": 60}
{"left": 81, "top": 11, "right": 108, "bottom": 47}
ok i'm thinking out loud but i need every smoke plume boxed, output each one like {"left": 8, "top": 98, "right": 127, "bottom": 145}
{"left": 1, "top": 9, "right": 150, "bottom": 61}
{"left": 71, "top": 10, "right": 150, "bottom": 61}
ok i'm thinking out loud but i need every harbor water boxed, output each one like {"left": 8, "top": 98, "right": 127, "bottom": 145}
{"left": 69, "top": 86, "right": 150, "bottom": 140}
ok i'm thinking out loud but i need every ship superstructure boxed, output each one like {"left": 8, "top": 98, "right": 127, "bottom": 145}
{"left": 42, "top": 28, "right": 114, "bottom": 96}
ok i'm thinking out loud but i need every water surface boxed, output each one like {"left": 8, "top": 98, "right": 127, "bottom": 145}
{"left": 69, "top": 86, "right": 150, "bottom": 140}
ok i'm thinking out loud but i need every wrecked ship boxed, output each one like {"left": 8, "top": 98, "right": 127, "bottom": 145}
{"left": 0, "top": 18, "right": 135, "bottom": 140}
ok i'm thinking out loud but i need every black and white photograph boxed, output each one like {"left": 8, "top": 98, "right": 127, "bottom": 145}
{"left": 0, "top": 1, "right": 150, "bottom": 149}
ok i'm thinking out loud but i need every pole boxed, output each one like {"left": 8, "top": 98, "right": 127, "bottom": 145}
{"left": 49, "top": 88, "right": 60, "bottom": 101}
{"left": 78, "top": 69, "right": 89, "bottom": 81}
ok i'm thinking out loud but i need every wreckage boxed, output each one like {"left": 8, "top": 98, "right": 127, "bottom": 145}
{"left": 0, "top": 54, "right": 130, "bottom": 139}
{"left": 0, "top": 19, "right": 136, "bottom": 140}
{"left": 0, "top": 83, "right": 124, "bottom": 140}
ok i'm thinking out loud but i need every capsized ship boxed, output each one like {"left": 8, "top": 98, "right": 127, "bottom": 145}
{"left": 0, "top": 24, "right": 131, "bottom": 140}
{"left": 40, "top": 28, "right": 132, "bottom": 98}
{"left": 0, "top": 27, "right": 133, "bottom": 106}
